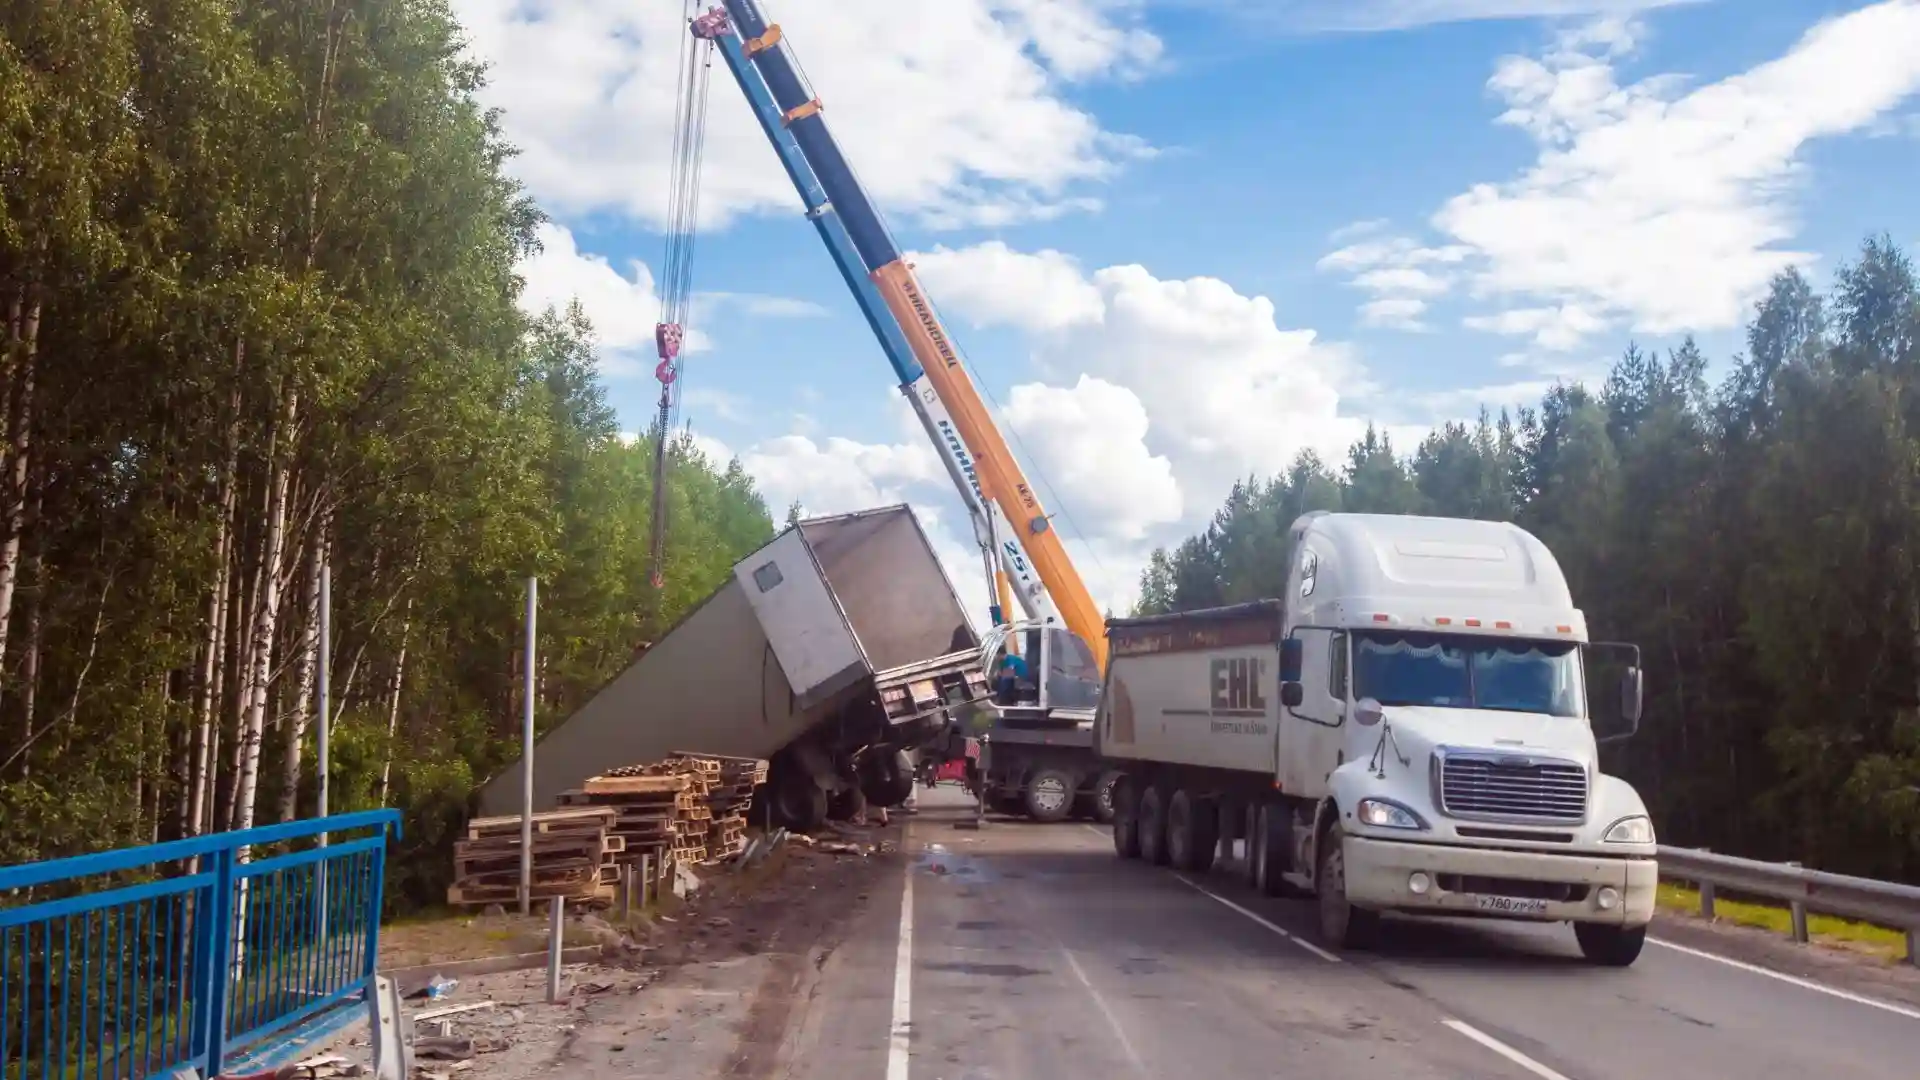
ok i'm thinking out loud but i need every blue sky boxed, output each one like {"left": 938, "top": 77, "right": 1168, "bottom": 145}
{"left": 459, "top": 0, "right": 1920, "bottom": 617}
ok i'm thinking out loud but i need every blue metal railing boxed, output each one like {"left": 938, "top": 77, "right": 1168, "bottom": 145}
{"left": 0, "top": 810, "right": 400, "bottom": 1080}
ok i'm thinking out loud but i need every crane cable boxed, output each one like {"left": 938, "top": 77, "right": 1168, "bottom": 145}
{"left": 649, "top": 1, "right": 719, "bottom": 590}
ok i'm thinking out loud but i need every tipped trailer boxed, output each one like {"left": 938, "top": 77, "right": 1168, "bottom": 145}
{"left": 477, "top": 505, "right": 988, "bottom": 831}
{"left": 1098, "top": 512, "right": 1657, "bottom": 966}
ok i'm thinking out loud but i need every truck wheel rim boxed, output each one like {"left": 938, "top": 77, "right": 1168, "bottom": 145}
{"left": 1033, "top": 777, "right": 1069, "bottom": 813}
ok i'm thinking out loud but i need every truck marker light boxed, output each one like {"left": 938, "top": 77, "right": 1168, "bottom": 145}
{"left": 1464, "top": 618, "right": 1482, "bottom": 627}
{"left": 1555, "top": 624, "right": 1573, "bottom": 634}
{"left": 1433, "top": 616, "right": 1452, "bottom": 626}
{"left": 1371, "top": 613, "right": 1391, "bottom": 623}
{"left": 1495, "top": 620, "right": 1513, "bottom": 629}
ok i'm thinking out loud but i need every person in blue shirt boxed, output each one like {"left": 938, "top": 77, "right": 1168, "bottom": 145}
{"left": 995, "top": 649, "right": 1029, "bottom": 703}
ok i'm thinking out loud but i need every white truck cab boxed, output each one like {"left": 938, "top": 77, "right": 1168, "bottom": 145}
{"left": 1100, "top": 511, "right": 1658, "bottom": 966}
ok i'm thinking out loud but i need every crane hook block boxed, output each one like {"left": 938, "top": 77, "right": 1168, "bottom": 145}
{"left": 655, "top": 322, "right": 683, "bottom": 362}
{"left": 689, "top": 6, "right": 731, "bottom": 39}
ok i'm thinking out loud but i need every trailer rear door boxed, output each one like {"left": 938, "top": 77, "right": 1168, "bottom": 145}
{"left": 736, "top": 528, "right": 868, "bottom": 708}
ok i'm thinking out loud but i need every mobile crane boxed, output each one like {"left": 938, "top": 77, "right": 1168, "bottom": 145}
{"left": 684, "top": 0, "right": 1123, "bottom": 821}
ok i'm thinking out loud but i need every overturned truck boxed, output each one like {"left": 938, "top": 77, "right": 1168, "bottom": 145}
{"left": 477, "top": 505, "right": 988, "bottom": 831}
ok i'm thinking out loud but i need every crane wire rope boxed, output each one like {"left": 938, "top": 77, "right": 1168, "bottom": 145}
{"left": 648, "top": 0, "right": 718, "bottom": 591}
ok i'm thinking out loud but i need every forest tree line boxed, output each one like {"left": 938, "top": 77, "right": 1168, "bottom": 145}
{"left": 1136, "top": 239, "right": 1920, "bottom": 885}
{"left": 0, "top": 0, "right": 773, "bottom": 908}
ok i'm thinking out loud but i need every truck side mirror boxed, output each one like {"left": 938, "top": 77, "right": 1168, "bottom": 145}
{"left": 1619, "top": 667, "right": 1643, "bottom": 727}
{"left": 1280, "top": 682, "right": 1304, "bottom": 708}
{"left": 1280, "top": 638, "right": 1303, "bottom": 682}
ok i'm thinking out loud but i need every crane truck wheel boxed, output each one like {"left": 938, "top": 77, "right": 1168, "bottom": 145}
{"left": 1573, "top": 923, "right": 1646, "bottom": 967}
{"left": 1137, "top": 785, "right": 1171, "bottom": 866}
{"left": 1111, "top": 777, "right": 1140, "bottom": 859}
{"left": 1315, "top": 827, "right": 1381, "bottom": 951}
{"left": 1023, "top": 768, "right": 1077, "bottom": 823}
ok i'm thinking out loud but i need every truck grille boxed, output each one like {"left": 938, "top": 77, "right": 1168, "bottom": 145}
{"left": 1436, "top": 750, "right": 1587, "bottom": 823}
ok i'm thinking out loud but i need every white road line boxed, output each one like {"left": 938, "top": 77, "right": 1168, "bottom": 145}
{"left": 887, "top": 828, "right": 915, "bottom": 1080}
{"left": 1059, "top": 946, "right": 1147, "bottom": 1073}
{"left": 1441, "top": 1019, "right": 1575, "bottom": 1080}
{"left": 1647, "top": 936, "right": 1920, "bottom": 1021}
{"left": 1173, "top": 875, "right": 1344, "bottom": 964}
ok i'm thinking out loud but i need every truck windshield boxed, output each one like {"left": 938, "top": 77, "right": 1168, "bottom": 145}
{"left": 1351, "top": 631, "right": 1584, "bottom": 718}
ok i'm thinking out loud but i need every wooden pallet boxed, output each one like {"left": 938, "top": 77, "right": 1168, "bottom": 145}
{"left": 465, "top": 807, "right": 615, "bottom": 840}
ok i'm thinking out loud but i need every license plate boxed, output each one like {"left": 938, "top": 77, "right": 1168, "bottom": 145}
{"left": 1474, "top": 895, "right": 1550, "bottom": 915}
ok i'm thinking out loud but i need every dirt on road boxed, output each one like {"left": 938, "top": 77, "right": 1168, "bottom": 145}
{"left": 353, "top": 821, "right": 904, "bottom": 1080}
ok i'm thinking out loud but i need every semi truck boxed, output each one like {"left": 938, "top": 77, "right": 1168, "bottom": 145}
{"left": 475, "top": 505, "right": 987, "bottom": 830}
{"left": 1097, "top": 511, "right": 1657, "bottom": 966}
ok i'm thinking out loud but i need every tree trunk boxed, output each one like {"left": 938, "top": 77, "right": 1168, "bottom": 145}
{"left": 277, "top": 530, "right": 323, "bottom": 822}
{"left": 16, "top": 467, "right": 42, "bottom": 780}
{"left": 376, "top": 599, "right": 414, "bottom": 806}
{"left": 231, "top": 380, "right": 299, "bottom": 837}
{"left": 0, "top": 287, "right": 41, "bottom": 677}
{"left": 192, "top": 341, "right": 244, "bottom": 837}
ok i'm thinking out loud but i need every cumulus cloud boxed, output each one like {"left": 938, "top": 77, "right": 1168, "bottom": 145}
{"left": 1320, "top": 2, "right": 1920, "bottom": 351}
{"left": 734, "top": 245, "right": 1403, "bottom": 615}
{"left": 451, "top": 0, "right": 1158, "bottom": 231}
{"left": 516, "top": 222, "right": 704, "bottom": 377}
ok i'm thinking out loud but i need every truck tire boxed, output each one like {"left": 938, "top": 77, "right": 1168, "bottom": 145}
{"left": 860, "top": 750, "right": 916, "bottom": 808}
{"left": 829, "top": 784, "right": 867, "bottom": 822}
{"left": 1315, "top": 828, "right": 1381, "bottom": 951}
{"left": 1253, "top": 804, "right": 1302, "bottom": 898}
{"left": 1574, "top": 923, "right": 1646, "bottom": 967}
{"left": 1167, "top": 790, "right": 1219, "bottom": 873}
{"left": 1092, "top": 771, "right": 1122, "bottom": 824}
{"left": 775, "top": 773, "right": 829, "bottom": 833}
{"left": 1111, "top": 777, "right": 1140, "bottom": 859}
{"left": 1023, "top": 768, "right": 1076, "bottom": 823}
{"left": 1137, "top": 785, "right": 1171, "bottom": 866}
{"left": 1243, "top": 805, "right": 1263, "bottom": 887}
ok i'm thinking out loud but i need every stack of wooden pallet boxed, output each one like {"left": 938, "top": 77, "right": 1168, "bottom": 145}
{"left": 557, "top": 764, "right": 693, "bottom": 874}
{"left": 689, "top": 753, "right": 768, "bottom": 859}
{"left": 447, "top": 807, "right": 621, "bottom": 906}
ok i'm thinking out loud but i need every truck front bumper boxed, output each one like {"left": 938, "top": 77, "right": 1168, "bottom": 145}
{"left": 1343, "top": 836, "right": 1656, "bottom": 927}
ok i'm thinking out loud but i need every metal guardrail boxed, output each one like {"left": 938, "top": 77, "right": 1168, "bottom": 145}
{"left": 0, "top": 809, "right": 401, "bottom": 1079}
{"left": 1657, "top": 845, "right": 1920, "bottom": 966}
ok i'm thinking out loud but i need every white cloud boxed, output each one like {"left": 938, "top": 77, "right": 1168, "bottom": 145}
{"left": 516, "top": 222, "right": 707, "bottom": 377}
{"left": 1321, "top": 3, "right": 1920, "bottom": 350}
{"left": 452, "top": 0, "right": 1157, "bottom": 231}
{"left": 911, "top": 242, "right": 1107, "bottom": 333}
{"left": 1000, "top": 376, "right": 1181, "bottom": 541}
{"left": 1172, "top": 0, "right": 1703, "bottom": 33}
{"left": 696, "top": 292, "right": 830, "bottom": 320}
{"left": 766, "top": 243, "right": 1394, "bottom": 612}
{"left": 1360, "top": 297, "right": 1432, "bottom": 331}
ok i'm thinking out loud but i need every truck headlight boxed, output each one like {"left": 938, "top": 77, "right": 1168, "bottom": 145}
{"left": 1603, "top": 815, "right": 1656, "bottom": 845}
{"left": 1356, "top": 798, "right": 1428, "bottom": 831}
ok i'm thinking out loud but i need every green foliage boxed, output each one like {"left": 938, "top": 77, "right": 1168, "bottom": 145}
{"left": 0, "top": 0, "right": 772, "bottom": 913}
{"left": 1138, "top": 237, "right": 1920, "bottom": 883}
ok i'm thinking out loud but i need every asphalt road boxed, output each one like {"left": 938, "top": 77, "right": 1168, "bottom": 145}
{"left": 782, "top": 787, "right": 1919, "bottom": 1080}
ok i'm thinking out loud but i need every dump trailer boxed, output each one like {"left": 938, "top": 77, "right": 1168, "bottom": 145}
{"left": 1098, "top": 511, "right": 1659, "bottom": 966}
{"left": 476, "top": 505, "right": 988, "bottom": 831}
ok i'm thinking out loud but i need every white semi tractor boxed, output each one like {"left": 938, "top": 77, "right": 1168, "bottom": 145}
{"left": 1097, "top": 511, "right": 1657, "bottom": 966}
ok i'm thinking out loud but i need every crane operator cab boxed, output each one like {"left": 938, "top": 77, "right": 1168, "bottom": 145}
{"left": 982, "top": 621, "right": 1101, "bottom": 720}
